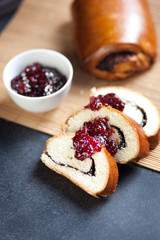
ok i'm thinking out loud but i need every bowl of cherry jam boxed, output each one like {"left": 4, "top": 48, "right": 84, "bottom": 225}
{"left": 3, "top": 49, "right": 73, "bottom": 112}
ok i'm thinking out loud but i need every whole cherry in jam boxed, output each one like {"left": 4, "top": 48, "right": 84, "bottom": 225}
{"left": 85, "top": 93, "right": 125, "bottom": 111}
{"left": 11, "top": 62, "right": 67, "bottom": 97}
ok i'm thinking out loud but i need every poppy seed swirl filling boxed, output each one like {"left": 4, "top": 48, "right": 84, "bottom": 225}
{"left": 96, "top": 51, "right": 153, "bottom": 74}
{"left": 97, "top": 51, "right": 135, "bottom": 71}
{"left": 111, "top": 125, "right": 126, "bottom": 149}
{"left": 45, "top": 151, "right": 95, "bottom": 176}
{"left": 123, "top": 100, "right": 147, "bottom": 128}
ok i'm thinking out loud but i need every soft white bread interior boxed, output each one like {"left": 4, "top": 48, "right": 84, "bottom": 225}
{"left": 90, "top": 86, "right": 160, "bottom": 149}
{"left": 62, "top": 106, "right": 149, "bottom": 164}
{"left": 41, "top": 133, "right": 118, "bottom": 197}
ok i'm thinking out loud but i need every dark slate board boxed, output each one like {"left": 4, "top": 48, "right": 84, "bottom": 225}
{"left": 0, "top": 0, "right": 22, "bottom": 31}
{"left": 0, "top": 118, "right": 160, "bottom": 240}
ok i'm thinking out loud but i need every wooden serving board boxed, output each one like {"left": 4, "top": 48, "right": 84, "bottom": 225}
{"left": 0, "top": 0, "right": 160, "bottom": 172}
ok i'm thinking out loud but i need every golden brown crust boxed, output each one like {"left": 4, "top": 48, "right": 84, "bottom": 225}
{"left": 123, "top": 115, "right": 150, "bottom": 161}
{"left": 72, "top": 0, "right": 157, "bottom": 80}
{"left": 41, "top": 134, "right": 118, "bottom": 198}
{"left": 97, "top": 148, "right": 118, "bottom": 197}
{"left": 149, "top": 128, "right": 160, "bottom": 150}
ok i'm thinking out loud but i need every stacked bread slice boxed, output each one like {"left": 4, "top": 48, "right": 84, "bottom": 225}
{"left": 62, "top": 106, "right": 149, "bottom": 164}
{"left": 90, "top": 86, "right": 160, "bottom": 149}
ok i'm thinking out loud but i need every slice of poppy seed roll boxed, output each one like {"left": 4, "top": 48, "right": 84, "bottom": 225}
{"left": 89, "top": 86, "right": 160, "bottom": 149}
{"left": 41, "top": 133, "right": 118, "bottom": 198}
{"left": 62, "top": 106, "right": 149, "bottom": 164}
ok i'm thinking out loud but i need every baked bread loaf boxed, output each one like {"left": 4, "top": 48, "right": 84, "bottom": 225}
{"left": 90, "top": 86, "right": 160, "bottom": 149}
{"left": 41, "top": 133, "right": 118, "bottom": 197}
{"left": 62, "top": 106, "right": 149, "bottom": 164}
{"left": 72, "top": 0, "right": 156, "bottom": 80}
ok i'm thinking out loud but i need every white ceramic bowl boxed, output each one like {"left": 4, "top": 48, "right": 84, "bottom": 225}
{"left": 3, "top": 49, "right": 73, "bottom": 112}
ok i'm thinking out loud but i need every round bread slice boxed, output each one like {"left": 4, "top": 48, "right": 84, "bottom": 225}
{"left": 41, "top": 133, "right": 118, "bottom": 198}
{"left": 62, "top": 106, "right": 149, "bottom": 164}
{"left": 89, "top": 86, "right": 160, "bottom": 149}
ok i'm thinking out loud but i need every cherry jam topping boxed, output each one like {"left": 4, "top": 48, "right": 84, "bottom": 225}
{"left": 11, "top": 62, "right": 67, "bottom": 97}
{"left": 84, "top": 118, "right": 118, "bottom": 156}
{"left": 72, "top": 127, "right": 102, "bottom": 161}
{"left": 72, "top": 117, "right": 118, "bottom": 160}
{"left": 85, "top": 93, "right": 125, "bottom": 111}
{"left": 84, "top": 117, "right": 113, "bottom": 138}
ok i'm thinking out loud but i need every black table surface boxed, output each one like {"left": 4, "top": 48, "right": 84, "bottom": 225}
{"left": 0, "top": 10, "right": 160, "bottom": 240}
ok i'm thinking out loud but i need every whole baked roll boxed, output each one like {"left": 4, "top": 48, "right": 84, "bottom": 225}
{"left": 72, "top": 0, "right": 157, "bottom": 80}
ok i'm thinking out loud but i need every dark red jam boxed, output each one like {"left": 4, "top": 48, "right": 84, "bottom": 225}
{"left": 11, "top": 62, "right": 67, "bottom": 97}
{"left": 85, "top": 93, "right": 125, "bottom": 111}
{"left": 72, "top": 117, "right": 118, "bottom": 160}
{"left": 72, "top": 126, "right": 102, "bottom": 161}
{"left": 84, "top": 117, "right": 113, "bottom": 138}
